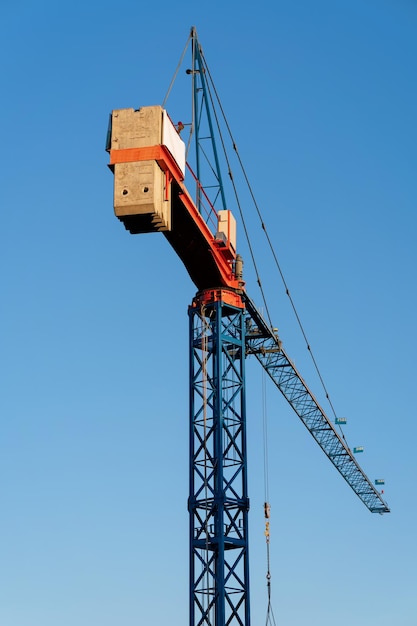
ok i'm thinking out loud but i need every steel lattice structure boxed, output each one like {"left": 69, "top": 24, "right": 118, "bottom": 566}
{"left": 244, "top": 296, "right": 390, "bottom": 514}
{"left": 189, "top": 295, "right": 250, "bottom": 626}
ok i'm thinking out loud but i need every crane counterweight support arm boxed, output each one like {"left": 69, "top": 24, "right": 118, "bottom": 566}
{"left": 243, "top": 295, "right": 390, "bottom": 515}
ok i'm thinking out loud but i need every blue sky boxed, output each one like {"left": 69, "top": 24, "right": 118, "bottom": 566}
{"left": 1, "top": 1, "right": 416, "bottom": 625}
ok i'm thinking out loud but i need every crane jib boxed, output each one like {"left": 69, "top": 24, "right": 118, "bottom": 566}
{"left": 243, "top": 295, "right": 390, "bottom": 514}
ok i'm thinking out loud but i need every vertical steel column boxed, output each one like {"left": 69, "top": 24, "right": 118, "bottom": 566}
{"left": 190, "top": 27, "right": 228, "bottom": 215}
{"left": 189, "top": 294, "right": 250, "bottom": 626}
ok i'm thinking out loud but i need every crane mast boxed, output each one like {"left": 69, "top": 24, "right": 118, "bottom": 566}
{"left": 189, "top": 292, "right": 249, "bottom": 625}
{"left": 106, "top": 27, "right": 389, "bottom": 626}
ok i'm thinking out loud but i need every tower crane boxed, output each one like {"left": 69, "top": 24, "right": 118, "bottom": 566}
{"left": 106, "top": 27, "right": 389, "bottom": 626}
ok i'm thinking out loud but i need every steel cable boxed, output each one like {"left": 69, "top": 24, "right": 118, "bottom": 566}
{"left": 198, "top": 52, "right": 275, "bottom": 332}
{"left": 200, "top": 48, "right": 344, "bottom": 430}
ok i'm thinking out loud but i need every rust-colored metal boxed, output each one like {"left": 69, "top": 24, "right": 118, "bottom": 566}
{"left": 192, "top": 288, "right": 245, "bottom": 310}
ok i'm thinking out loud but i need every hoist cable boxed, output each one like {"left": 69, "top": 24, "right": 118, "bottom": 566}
{"left": 262, "top": 370, "right": 269, "bottom": 504}
{"left": 201, "top": 50, "right": 341, "bottom": 425}
{"left": 262, "top": 371, "right": 277, "bottom": 626}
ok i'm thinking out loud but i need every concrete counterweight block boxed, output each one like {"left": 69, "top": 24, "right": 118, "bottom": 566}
{"left": 111, "top": 106, "right": 172, "bottom": 233}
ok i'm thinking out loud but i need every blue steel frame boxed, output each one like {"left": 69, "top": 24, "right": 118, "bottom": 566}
{"left": 190, "top": 27, "right": 228, "bottom": 216}
{"left": 188, "top": 295, "right": 250, "bottom": 626}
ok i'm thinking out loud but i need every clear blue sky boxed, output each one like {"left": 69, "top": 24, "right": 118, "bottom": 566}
{"left": 1, "top": 1, "right": 416, "bottom": 625}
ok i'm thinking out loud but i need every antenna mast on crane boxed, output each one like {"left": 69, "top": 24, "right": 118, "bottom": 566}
{"left": 106, "top": 26, "right": 389, "bottom": 626}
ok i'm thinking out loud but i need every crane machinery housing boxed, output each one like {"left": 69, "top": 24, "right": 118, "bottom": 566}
{"left": 106, "top": 27, "right": 389, "bottom": 626}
